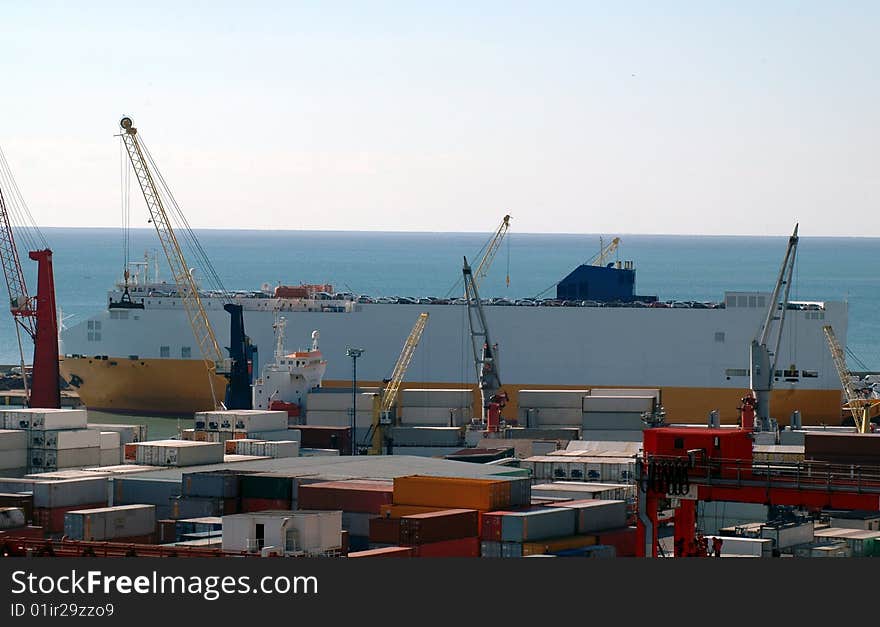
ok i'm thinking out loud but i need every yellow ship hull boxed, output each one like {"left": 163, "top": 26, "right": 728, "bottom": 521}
{"left": 60, "top": 356, "right": 846, "bottom": 425}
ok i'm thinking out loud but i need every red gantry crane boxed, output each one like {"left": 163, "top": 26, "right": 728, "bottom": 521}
{"left": 0, "top": 146, "right": 60, "bottom": 408}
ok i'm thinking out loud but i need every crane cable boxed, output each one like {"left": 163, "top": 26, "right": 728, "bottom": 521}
{"left": 0, "top": 145, "right": 47, "bottom": 252}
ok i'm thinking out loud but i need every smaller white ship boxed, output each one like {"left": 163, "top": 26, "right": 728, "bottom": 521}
{"left": 252, "top": 316, "right": 327, "bottom": 421}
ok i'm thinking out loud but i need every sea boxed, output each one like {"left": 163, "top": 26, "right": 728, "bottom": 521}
{"left": 2, "top": 227, "right": 878, "bottom": 439}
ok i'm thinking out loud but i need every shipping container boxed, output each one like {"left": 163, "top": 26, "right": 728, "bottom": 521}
{"left": 341, "top": 512, "right": 374, "bottom": 537}
{"left": 401, "top": 389, "right": 473, "bottom": 408}
{"left": 249, "top": 429, "right": 301, "bottom": 442}
{"left": 99, "top": 431, "right": 121, "bottom": 450}
{"left": 520, "top": 408, "right": 582, "bottom": 426}
{"left": 194, "top": 410, "right": 288, "bottom": 434}
{"left": 305, "top": 410, "right": 373, "bottom": 428}
{"left": 0, "top": 493, "right": 33, "bottom": 523}
{"left": 175, "top": 516, "right": 223, "bottom": 540}
{"left": 553, "top": 499, "right": 627, "bottom": 534}
{"left": 240, "top": 473, "right": 297, "bottom": 501}
{"left": 99, "top": 449, "right": 122, "bottom": 467}
{"left": 378, "top": 504, "right": 448, "bottom": 519}
{"left": 522, "top": 533, "right": 598, "bottom": 556}
{"left": 87, "top": 423, "right": 147, "bottom": 445}
{"left": 28, "top": 429, "right": 100, "bottom": 450}
{"left": 0, "top": 507, "right": 26, "bottom": 530}
{"left": 760, "top": 521, "right": 814, "bottom": 550}
{"left": 64, "top": 504, "right": 156, "bottom": 541}
{"left": 295, "top": 426, "right": 351, "bottom": 453}
{"left": 530, "top": 482, "right": 634, "bottom": 502}
{"left": 306, "top": 392, "right": 374, "bottom": 412}
{"left": 113, "top": 477, "right": 181, "bottom": 508}
{"left": 29, "top": 447, "right": 102, "bottom": 470}
{"left": 0, "top": 449, "right": 27, "bottom": 471}
{"left": 299, "top": 480, "right": 393, "bottom": 514}
{"left": 3, "top": 409, "right": 87, "bottom": 431}
{"left": 347, "top": 546, "right": 413, "bottom": 558}
{"left": 480, "top": 540, "right": 502, "bottom": 558}
{"left": 32, "top": 477, "right": 108, "bottom": 509}
{"left": 518, "top": 390, "right": 590, "bottom": 409}
{"left": 582, "top": 395, "right": 655, "bottom": 413}
{"left": 500, "top": 508, "right": 577, "bottom": 542}
{"left": 389, "top": 427, "right": 464, "bottom": 446}
{"left": 0, "top": 429, "right": 27, "bottom": 451}
{"left": 134, "top": 440, "right": 225, "bottom": 467}
{"left": 410, "top": 536, "right": 480, "bottom": 557}
{"left": 369, "top": 517, "right": 401, "bottom": 544}
{"left": 501, "top": 541, "right": 522, "bottom": 558}
{"left": 480, "top": 511, "right": 510, "bottom": 542}
{"left": 581, "top": 412, "right": 647, "bottom": 431}
{"left": 596, "top": 526, "right": 638, "bottom": 557}
{"left": 182, "top": 470, "right": 249, "bottom": 499}
{"left": 171, "top": 496, "right": 237, "bottom": 519}
{"left": 393, "top": 476, "right": 509, "bottom": 511}
{"left": 241, "top": 497, "right": 292, "bottom": 512}
{"left": 33, "top": 501, "right": 106, "bottom": 534}
{"left": 399, "top": 509, "right": 479, "bottom": 545}
{"left": 804, "top": 432, "right": 880, "bottom": 464}
{"left": 398, "top": 408, "right": 469, "bottom": 427}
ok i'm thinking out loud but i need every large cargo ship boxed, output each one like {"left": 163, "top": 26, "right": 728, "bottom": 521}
{"left": 59, "top": 259, "right": 849, "bottom": 425}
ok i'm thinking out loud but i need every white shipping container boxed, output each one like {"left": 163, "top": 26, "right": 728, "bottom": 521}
{"left": 529, "top": 408, "right": 583, "bottom": 426}
{"left": 400, "top": 388, "right": 473, "bottom": 408}
{"left": 530, "top": 482, "right": 634, "bottom": 501}
{"left": 306, "top": 392, "right": 374, "bottom": 412}
{"left": 249, "top": 429, "right": 301, "bottom": 441}
{"left": 30, "top": 447, "right": 101, "bottom": 470}
{"left": 0, "top": 429, "right": 27, "bottom": 451}
{"left": 306, "top": 410, "right": 373, "bottom": 428}
{"left": 761, "top": 522, "right": 814, "bottom": 550}
{"left": 194, "top": 410, "right": 288, "bottom": 433}
{"left": 99, "top": 448, "right": 122, "bottom": 466}
{"left": 518, "top": 390, "right": 591, "bottom": 409}
{"left": 3, "top": 408, "right": 87, "bottom": 430}
{"left": 28, "top": 429, "right": 101, "bottom": 450}
{"left": 399, "top": 407, "right": 470, "bottom": 426}
{"left": 87, "top": 423, "right": 147, "bottom": 445}
{"left": 705, "top": 535, "right": 772, "bottom": 557}
{"left": 590, "top": 388, "right": 661, "bottom": 403}
{"left": 583, "top": 396, "right": 655, "bottom": 413}
{"left": 134, "top": 440, "right": 224, "bottom": 467}
{"left": 99, "top": 432, "right": 121, "bottom": 450}
{"left": 0, "top": 449, "right": 28, "bottom": 470}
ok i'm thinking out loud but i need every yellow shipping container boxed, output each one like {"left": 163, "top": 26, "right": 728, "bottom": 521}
{"left": 393, "top": 476, "right": 509, "bottom": 511}
{"left": 522, "top": 534, "right": 597, "bottom": 556}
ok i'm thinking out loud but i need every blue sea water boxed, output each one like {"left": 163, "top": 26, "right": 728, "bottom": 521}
{"left": 4, "top": 228, "right": 879, "bottom": 371}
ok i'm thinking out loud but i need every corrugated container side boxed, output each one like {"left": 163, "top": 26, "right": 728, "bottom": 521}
{"left": 368, "top": 517, "right": 401, "bottom": 544}
{"left": 399, "top": 509, "right": 479, "bottom": 545}
{"left": 392, "top": 476, "right": 509, "bottom": 511}
{"left": 480, "top": 540, "right": 502, "bottom": 558}
{"left": 32, "top": 478, "right": 108, "bottom": 509}
{"left": 298, "top": 480, "right": 393, "bottom": 514}
{"left": 500, "top": 508, "right": 577, "bottom": 542}
{"left": 553, "top": 499, "right": 627, "bottom": 534}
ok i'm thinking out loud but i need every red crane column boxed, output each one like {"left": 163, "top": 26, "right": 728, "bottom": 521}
{"left": 28, "top": 249, "right": 60, "bottom": 408}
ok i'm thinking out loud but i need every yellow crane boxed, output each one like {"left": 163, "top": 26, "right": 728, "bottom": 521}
{"left": 366, "top": 312, "right": 429, "bottom": 454}
{"left": 118, "top": 116, "right": 226, "bottom": 408}
{"left": 588, "top": 236, "right": 621, "bottom": 267}
{"left": 823, "top": 325, "right": 878, "bottom": 433}
{"left": 473, "top": 214, "right": 511, "bottom": 288}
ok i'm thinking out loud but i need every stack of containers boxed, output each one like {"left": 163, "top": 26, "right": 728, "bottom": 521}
{"left": 3, "top": 409, "right": 108, "bottom": 474}
{"left": 87, "top": 423, "right": 147, "bottom": 445}
{"left": 31, "top": 477, "right": 109, "bottom": 534}
{"left": 294, "top": 426, "right": 351, "bottom": 455}
{"left": 0, "top": 429, "right": 27, "bottom": 476}
{"left": 581, "top": 389, "right": 659, "bottom": 431}
{"left": 399, "top": 389, "right": 472, "bottom": 426}
{"left": 239, "top": 473, "right": 299, "bottom": 512}
{"left": 99, "top": 432, "right": 122, "bottom": 466}
{"left": 173, "top": 469, "right": 250, "bottom": 519}
{"left": 232, "top": 439, "right": 300, "bottom": 458}
{"left": 399, "top": 509, "right": 480, "bottom": 557}
{"left": 188, "top": 410, "right": 296, "bottom": 445}
{"left": 305, "top": 392, "right": 373, "bottom": 444}
{"left": 63, "top": 504, "right": 156, "bottom": 543}
{"left": 298, "top": 480, "right": 393, "bottom": 551}
{"left": 112, "top": 477, "right": 181, "bottom": 520}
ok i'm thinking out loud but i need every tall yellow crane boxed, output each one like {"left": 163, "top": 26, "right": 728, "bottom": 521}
{"left": 823, "top": 325, "right": 878, "bottom": 433}
{"left": 473, "top": 214, "right": 511, "bottom": 288}
{"left": 365, "top": 312, "right": 429, "bottom": 454}
{"left": 118, "top": 116, "right": 226, "bottom": 408}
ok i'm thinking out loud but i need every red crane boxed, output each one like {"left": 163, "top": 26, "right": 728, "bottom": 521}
{"left": 0, "top": 148, "right": 60, "bottom": 408}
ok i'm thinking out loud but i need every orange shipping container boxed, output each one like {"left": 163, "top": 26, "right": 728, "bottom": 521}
{"left": 522, "top": 534, "right": 597, "bottom": 557}
{"left": 393, "top": 476, "right": 509, "bottom": 511}
{"left": 123, "top": 444, "right": 137, "bottom": 461}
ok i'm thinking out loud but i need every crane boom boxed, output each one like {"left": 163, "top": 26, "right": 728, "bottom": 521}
{"left": 823, "top": 325, "right": 874, "bottom": 433}
{"left": 748, "top": 224, "right": 799, "bottom": 430}
{"left": 366, "top": 312, "right": 429, "bottom": 454}
{"left": 463, "top": 256, "right": 504, "bottom": 429}
{"left": 119, "top": 117, "right": 225, "bottom": 406}
{"left": 589, "top": 237, "right": 621, "bottom": 267}
{"left": 473, "top": 214, "right": 510, "bottom": 288}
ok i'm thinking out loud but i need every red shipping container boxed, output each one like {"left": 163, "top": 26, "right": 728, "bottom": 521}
{"left": 124, "top": 443, "right": 137, "bottom": 461}
{"left": 348, "top": 546, "right": 414, "bottom": 558}
{"left": 0, "top": 526, "right": 45, "bottom": 540}
{"left": 34, "top": 502, "right": 107, "bottom": 534}
{"left": 369, "top": 517, "right": 401, "bottom": 544}
{"left": 480, "top": 511, "right": 514, "bottom": 541}
{"left": 240, "top": 497, "right": 292, "bottom": 513}
{"left": 400, "top": 509, "right": 478, "bottom": 545}
{"left": 296, "top": 426, "right": 351, "bottom": 453}
{"left": 411, "top": 537, "right": 480, "bottom": 557}
{"left": 597, "top": 526, "right": 637, "bottom": 557}
{"left": 298, "top": 480, "right": 393, "bottom": 514}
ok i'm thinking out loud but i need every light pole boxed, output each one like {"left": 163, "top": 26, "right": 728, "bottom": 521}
{"left": 345, "top": 347, "right": 364, "bottom": 455}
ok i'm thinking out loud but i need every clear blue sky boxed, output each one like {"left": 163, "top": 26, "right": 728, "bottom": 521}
{"left": 2, "top": 1, "right": 877, "bottom": 236}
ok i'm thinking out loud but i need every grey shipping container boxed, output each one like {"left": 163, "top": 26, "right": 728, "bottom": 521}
{"left": 32, "top": 477, "right": 108, "bottom": 508}
{"left": 64, "top": 504, "right": 156, "bottom": 541}
{"left": 87, "top": 423, "right": 148, "bottom": 445}
{"left": 390, "top": 427, "right": 463, "bottom": 447}
{"left": 501, "top": 542, "right": 523, "bottom": 558}
{"left": 761, "top": 521, "right": 814, "bottom": 551}
{"left": 0, "top": 429, "right": 27, "bottom": 451}
{"left": 182, "top": 470, "right": 247, "bottom": 499}
{"left": 501, "top": 508, "right": 577, "bottom": 542}
{"left": 481, "top": 541, "right": 502, "bottom": 558}
{"left": 342, "top": 512, "right": 374, "bottom": 537}
{"left": 554, "top": 499, "right": 627, "bottom": 534}
{"left": 171, "top": 496, "right": 230, "bottom": 519}
{"left": 113, "top": 477, "right": 181, "bottom": 507}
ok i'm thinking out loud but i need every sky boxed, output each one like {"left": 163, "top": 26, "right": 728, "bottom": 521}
{"left": 1, "top": 1, "right": 878, "bottom": 236}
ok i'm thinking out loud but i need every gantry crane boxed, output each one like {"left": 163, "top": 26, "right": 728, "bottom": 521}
{"left": 0, "top": 149, "right": 60, "bottom": 408}
{"left": 587, "top": 236, "right": 621, "bottom": 267}
{"left": 463, "top": 256, "right": 507, "bottom": 432}
{"left": 118, "top": 116, "right": 228, "bottom": 409}
{"left": 823, "top": 325, "right": 878, "bottom": 433}
{"left": 364, "top": 312, "right": 429, "bottom": 454}
{"left": 747, "top": 224, "right": 799, "bottom": 431}
{"left": 473, "top": 214, "right": 511, "bottom": 288}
